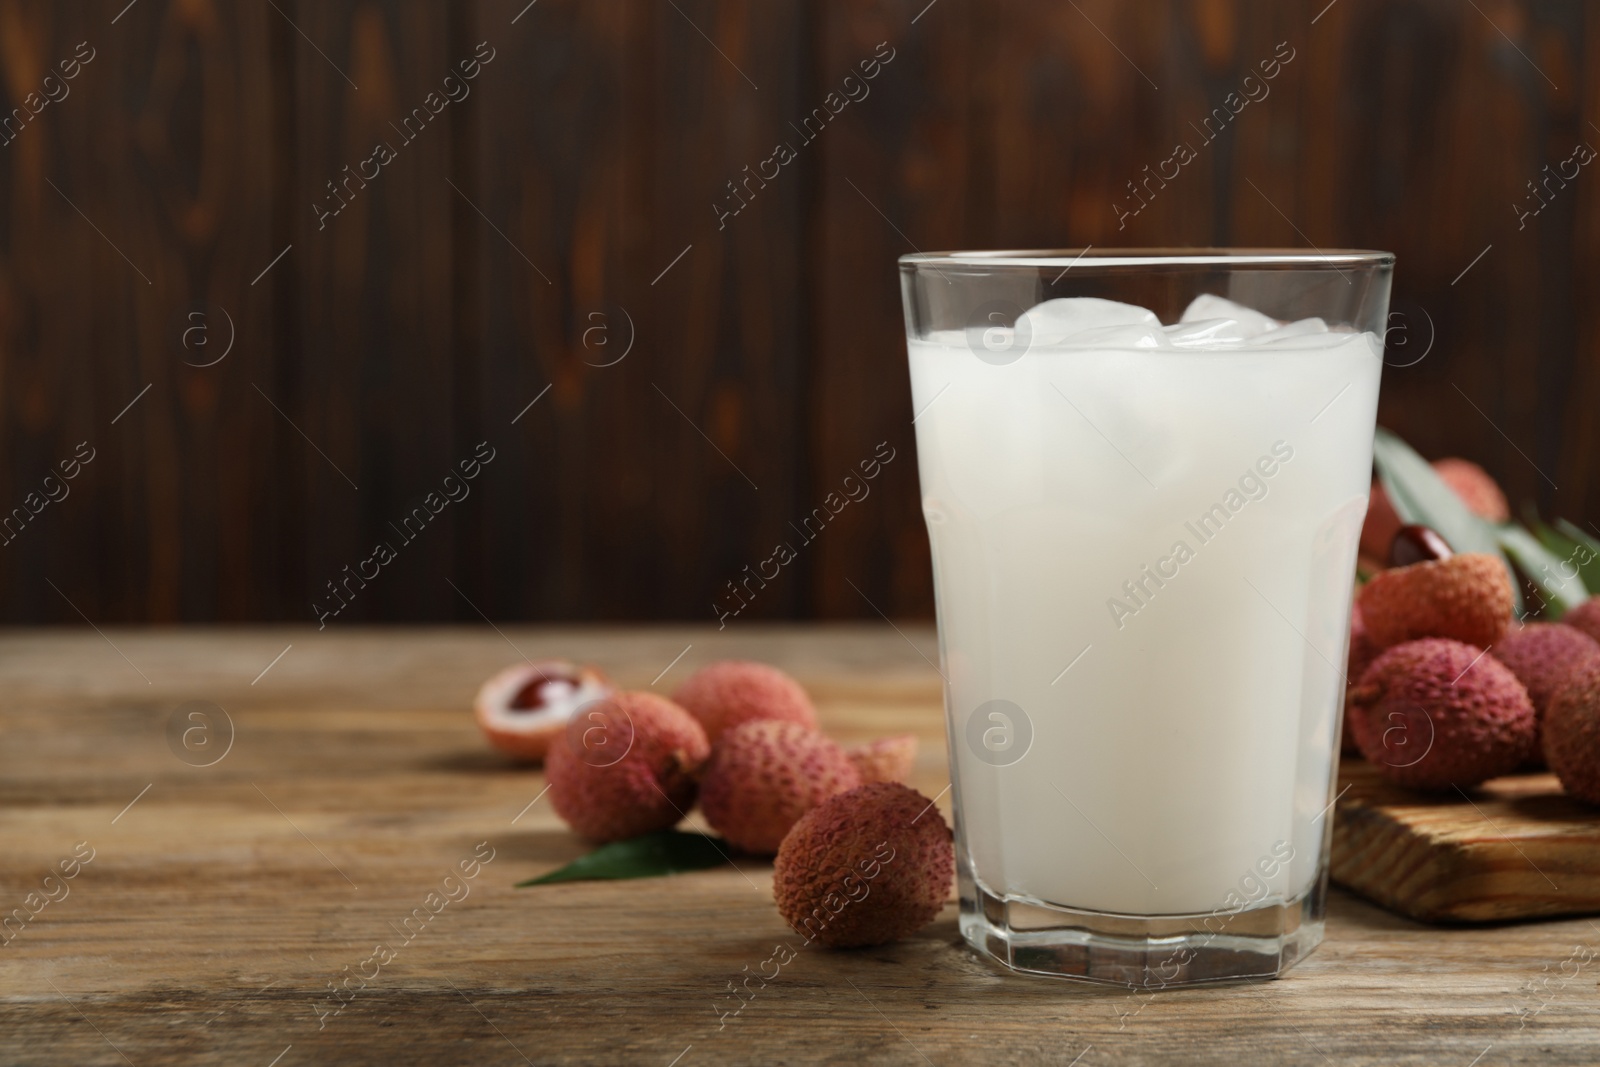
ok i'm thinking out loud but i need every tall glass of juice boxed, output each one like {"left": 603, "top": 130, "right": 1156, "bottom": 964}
{"left": 900, "top": 249, "right": 1393, "bottom": 985}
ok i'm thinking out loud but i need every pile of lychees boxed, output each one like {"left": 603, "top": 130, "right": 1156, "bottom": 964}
{"left": 1348, "top": 459, "right": 1600, "bottom": 801}
{"left": 474, "top": 658, "right": 954, "bottom": 946}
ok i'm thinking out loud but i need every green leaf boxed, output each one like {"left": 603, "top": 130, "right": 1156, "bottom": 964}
{"left": 1529, "top": 516, "right": 1579, "bottom": 559}
{"left": 1371, "top": 428, "right": 1521, "bottom": 611}
{"left": 1497, "top": 523, "right": 1588, "bottom": 619}
{"left": 1554, "top": 519, "right": 1600, "bottom": 592}
{"left": 515, "top": 831, "right": 731, "bottom": 886}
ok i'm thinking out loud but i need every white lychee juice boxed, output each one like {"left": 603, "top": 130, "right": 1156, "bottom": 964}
{"left": 903, "top": 256, "right": 1390, "bottom": 985}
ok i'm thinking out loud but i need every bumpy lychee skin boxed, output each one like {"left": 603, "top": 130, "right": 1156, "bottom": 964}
{"left": 546, "top": 691, "right": 710, "bottom": 843}
{"left": 1342, "top": 601, "right": 1379, "bottom": 755}
{"left": 1358, "top": 553, "right": 1514, "bottom": 651}
{"left": 699, "top": 721, "right": 860, "bottom": 854}
{"left": 773, "top": 782, "right": 954, "bottom": 948}
{"left": 1348, "top": 638, "right": 1536, "bottom": 789}
{"left": 1563, "top": 599, "right": 1600, "bottom": 646}
{"left": 1432, "top": 458, "right": 1511, "bottom": 523}
{"left": 847, "top": 735, "right": 918, "bottom": 784}
{"left": 671, "top": 660, "right": 818, "bottom": 743}
{"left": 1491, "top": 623, "right": 1600, "bottom": 724}
{"left": 474, "top": 660, "right": 613, "bottom": 762}
{"left": 1544, "top": 660, "right": 1600, "bottom": 803}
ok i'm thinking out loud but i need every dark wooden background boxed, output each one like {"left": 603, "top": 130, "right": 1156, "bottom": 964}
{"left": 0, "top": 0, "right": 1593, "bottom": 625}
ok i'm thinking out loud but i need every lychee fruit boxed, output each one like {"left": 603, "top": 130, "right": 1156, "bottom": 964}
{"left": 1357, "top": 553, "right": 1514, "bottom": 651}
{"left": 1432, "top": 458, "right": 1511, "bottom": 523}
{"left": 671, "top": 660, "right": 818, "bottom": 743}
{"left": 1342, "top": 601, "right": 1379, "bottom": 755}
{"left": 1543, "top": 659, "right": 1600, "bottom": 803}
{"left": 1491, "top": 622, "right": 1600, "bottom": 730}
{"left": 546, "top": 691, "right": 710, "bottom": 842}
{"left": 474, "top": 660, "right": 612, "bottom": 762}
{"left": 699, "top": 721, "right": 860, "bottom": 854}
{"left": 773, "top": 782, "right": 954, "bottom": 948}
{"left": 847, "top": 735, "right": 919, "bottom": 784}
{"left": 1347, "top": 637, "right": 1536, "bottom": 789}
{"left": 1359, "top": 481, "right": 1404, "bottom": 561}
{"left": 1359, "top": 459, "right": 1509, "bottom": 560}
{"left": 1562, "top": 598, "right": 1600, "bottom": 646}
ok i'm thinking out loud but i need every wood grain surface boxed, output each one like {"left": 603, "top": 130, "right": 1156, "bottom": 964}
{"left": 3, "top": 625, "right": 1600, "bottom": 1066}
{"left": 0, "top": 0, "right": 1597, "bottom": 624}
{"left": 1331, "top": 759, "right": 1600, "bottom": 923}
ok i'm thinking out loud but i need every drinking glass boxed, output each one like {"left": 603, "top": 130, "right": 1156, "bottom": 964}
{"left": 900, "top": 249, "right": 1394, "bottom": 985}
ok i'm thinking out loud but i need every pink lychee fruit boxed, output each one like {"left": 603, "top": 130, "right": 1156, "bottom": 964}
{"left": 1347, "top": 638, "right": 1536, "bottom": 790}
{"left": 1544, "top": 659, "right": 1600, "bottom": 804}
{"left": 698, "top": 721, "right": 859, "bottom": 854}
{"left": 671, "top": 660, "right": 818, "bottom": 743}
{"left": 773, "top": 782, "right": 954, "bottom": 948}
{"left": 846, "top": 734, "right": 919, "bottom": 784}
{"left": 1562, "top": 598, "right": 1600, "bottom": 647}
{"left": 546, "top": 691, "right": 709, "bottom": 842}
{"left": 1491, "top": 622, "right": 1600, "bottom": 765}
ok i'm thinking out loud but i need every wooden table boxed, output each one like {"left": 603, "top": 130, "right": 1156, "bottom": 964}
{"left": 2, "top": 626, "right": 1597, "bottom": 1066}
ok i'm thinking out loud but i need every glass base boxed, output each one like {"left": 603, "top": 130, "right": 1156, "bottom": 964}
{"left": 959, "top": 863, "right": 1327, "bottom": 987}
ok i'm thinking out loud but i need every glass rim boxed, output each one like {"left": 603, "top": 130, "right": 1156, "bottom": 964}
{"left": 899, "top": 247, "right": 1395, "bottom": 269}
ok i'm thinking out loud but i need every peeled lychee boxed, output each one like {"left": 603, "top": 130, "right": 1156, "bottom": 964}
{"left": 1357, "top": 553, "right": 1514, "bottom": 651}
{"left": 1562, "top": 598, "right": 1600, "bottom": 646}
{"left": 1543, "top": 659, "right": 1600, "bottom": 803}
{"left": 1359, "top": 460, "right": 1509, "bottom": 561}
{"left": 699, "top": 721, "right": 859, "bottom": 854}
{"left": 474, "top": 660, "right": 612, "bottom": 762}
{"left": 1432, "top": 458, "right": 1511, "bottom": 523}
{"left": 671, "top": 660, "right": 817, "bottom": 743}
{"left": 1342, "top": 601, "right": 1379, "bottom": 755}
{"left": 847, "top": 735, "right": 918, "bottom": 784}
{"left": 1348, "top": 637, "right": 1536, "bottom": 789}
{"left": 773, "top": 782, "right": 954, "bottom": 948}
{"left": 546, "top": 691, "right": 710, "bottom": 842}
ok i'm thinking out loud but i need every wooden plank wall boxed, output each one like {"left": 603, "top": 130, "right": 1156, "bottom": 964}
{"left": 0, "top": 0, "right": 1592, "bottom": 624}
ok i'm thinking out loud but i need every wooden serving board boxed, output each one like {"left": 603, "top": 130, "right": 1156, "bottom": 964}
{"left": 1331, "top": 759, "right": 1600, "bottom": 923}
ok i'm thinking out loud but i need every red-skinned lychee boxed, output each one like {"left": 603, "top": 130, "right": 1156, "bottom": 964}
{"left": 546, "top": 691, "right": 709, "bottom": 842}
{"left": 1544, "top": 659, "right": 1600, "bottom": 804}
{"left": 847, "top": 735, "right": 919, "bottom": 784}
{"left": 1348, "top": 637, "right": 1536, "bottom": 789}
{"left": 672, "top": 660, "right": 817, "bottom": 743}
{"left": 698, "top": 721, "right": 859, "bottom": 854}
{"left": 1357, "top": 553, "right": 1514, "bottom": 651}
{"left": 773, "top": 782, "right": 954, "bottom": 948}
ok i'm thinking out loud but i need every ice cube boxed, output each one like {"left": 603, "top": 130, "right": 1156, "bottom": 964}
{"left": 1163, "top": 317, "right": 1251, "bottom": 347}
{"left": 1064, "top": 323, "right": 1169, "bottom": 348}
{"left": 1021, "top": 297, "right": 1160, "bottom": 345}
{"left": 1249, "top": 317, "right": 1329, "bottom": 344}
{"left": 1180, "top": 294, "right": 1278, "bottom": 337}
